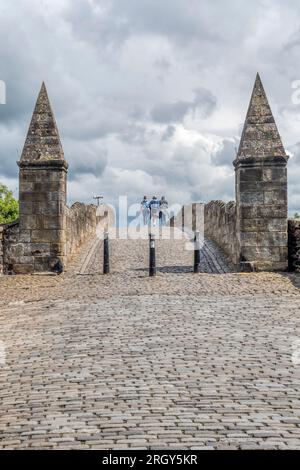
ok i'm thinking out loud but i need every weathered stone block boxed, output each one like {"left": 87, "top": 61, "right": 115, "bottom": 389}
{"left": 33, "top": 201, "right": 62, "bottom": 216}
{"left": 20, "top": 191, "right": 48, "bottom": 203}
{"left": 240, "top": 206, "right": 257, "bottom": 219}
{"left": 240, "top": 218, "right": 266, "bottom": 232}
{"left": 35, "top": 215, "right": 62, "bottom": 230}
{"left": 50, "top": 171, "right": 66, "bottom": 182}
{"left": 240, "top": 192, "right": 264, "bottom": 204}
{"left": 13, "top": 263, "right": 34, "bottom": 274}
{"left": 33, "top": 257, "right": 53, "bottom": 272}
{"left": 43, "top": 216, "right": 63, "bottom": 229}
{"left": 240, "top": 232, "right": 257, "bottom": 246}
{"left": 19, "top": 202, "right": 33, "bottom": 215}
{"left": 257, "top": 232, "right": 287, "bottom": 247}
{"left": 263, "top": 167, "right": 287, "bottom": 183}
{"left": 18, "top": 230, "right": 31, "bottom": 243}
{"left": 251, "top": 260, "right": 288, "bottom": 271}
{"left": 240, "top": 217, "right": 287, "bottom": 233}
{"left": 239, "top": 168, "right": 263, "bottom": 182}
{"left": 19, "top": 181, "right": 34, "bottom": 192}
{"left": 268, "top": 218, "right": 287, "bottom": 232}
{"left": 12, "top": 243, "right": 25, "bottom": 257}
{"left": 241, "top": 246, "right": 287, "bottom": 263}
{"left": 28, "top": 243, "right": 51, "bottom": 256}
{"left": 239, "top": 181, "right": 260, "bottom": 192}
{"left": 19, "top": 215, "right": 37, "bottom": 230}
{"left": 50, "top": 243, "right": 65, "bottom": 256}
{"left": 18, "top": 256, "right": 35, "bottom": 264}
{"left": 31, "top": 229, "right": 63, "bottom": 243}
{"left": 240, "top": 180, "right": 287, "bottom": 192}
{"left": 256, "top": 205, "right": 287, "bottom": 218}
{"left": 261, "top": 181, "right": 287, "bottom": 191}
{"left": 33, "top": 181, "right": 65, "bottom": 193}
{"left": 264, "top": 190, "right": 287, "bottom": 205}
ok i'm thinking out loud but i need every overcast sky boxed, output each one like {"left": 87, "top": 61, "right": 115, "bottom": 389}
{"left": 1, "top": 0, "right": 300, "bottom": 213}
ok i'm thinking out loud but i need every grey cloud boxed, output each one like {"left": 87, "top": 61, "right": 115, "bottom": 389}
{"left": 211, "top": 138, "right": 239, "bottom": 167}
{"left": 61, "top": 106, "right": 129, "bottom": 141}
{"left": 282, "top": 26, "right": 300, "bottom": 51}
{"left": 64, "top": 0, "right": 221, "bottom": 50}
{"left": 161, "top": 125, "right": 176, "bottom": 141}
{"left": 63, "top": 0, "right": 130, "bottom": 52}
{"left": 151, "top": 87, "right": 217, "bottom": 123}
{"left": 0, "top": 124, "right": 26, "bottom": 179}
{"left": 118, "top": 124, "right": 157, "bottom": 145}
{"left": 65, "top": 140, "right": 108, "bottom": 181}
{"left": 151, "top": 100, "right": 192, "bottom": 123}
{"left": 154, "top": 58, "right": 172, "bottom": 73}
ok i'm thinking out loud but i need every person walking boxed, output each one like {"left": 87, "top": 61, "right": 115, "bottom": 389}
{"left": 159, "top": 196, "right": 169, "bottom": 226}
{"left": 149, "top": 196, "right": 160, "bottom": 227}
{"left": 141, "top": 196, "right": 149, "bottom": 225}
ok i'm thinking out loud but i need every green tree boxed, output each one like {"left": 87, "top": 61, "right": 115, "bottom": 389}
{"left": 294, "top": 213, "right": 300, "bottom": 220}
{"left": 0, "top": 183, "right": 19, "bottom": 224}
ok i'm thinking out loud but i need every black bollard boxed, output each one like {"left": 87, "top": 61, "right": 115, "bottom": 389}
{"left": 149, "top": 233, "right": 156, "bottom": 277}
{"left": 103, "top": 231, "right": 110, "bottom": 274}
{"left": 194, "top": 231, "right": 200, "bottom": 273}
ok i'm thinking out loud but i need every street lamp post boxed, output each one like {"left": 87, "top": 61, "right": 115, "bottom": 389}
{"left": 93, "top": 195, "right": 103, "bottom": 206}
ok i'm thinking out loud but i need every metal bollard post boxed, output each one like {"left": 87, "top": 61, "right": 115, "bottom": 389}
{"left": 149, "top": 233, "right": 156, "bottom": 277}
{"left": 103, "top": 231, "right": 110, "bottom": 274}
{"left": 194, "top": 230, "right": 200, "bottom": 273}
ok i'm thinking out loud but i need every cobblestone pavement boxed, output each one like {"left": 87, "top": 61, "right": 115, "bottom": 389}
{"left": 0, "top": 232, "right": 300, "bottom": 449}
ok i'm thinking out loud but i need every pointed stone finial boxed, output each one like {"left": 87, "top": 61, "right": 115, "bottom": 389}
{"left": 20, "top": 82, "right": 65, "bottom": 162}
{"left": 237, "top": 73, "right": 286, "bottom": 159}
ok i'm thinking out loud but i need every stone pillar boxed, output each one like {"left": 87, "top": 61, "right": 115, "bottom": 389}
{"left": 16, "top": 83, "right": 68, "bottom": 274}
{"left": 234, "top": 74, "right": 289, "bottom": 271}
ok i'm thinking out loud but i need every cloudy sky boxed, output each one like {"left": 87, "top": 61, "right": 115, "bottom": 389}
{"left": 1, "top": 0, "right": 300, "bottom": 213}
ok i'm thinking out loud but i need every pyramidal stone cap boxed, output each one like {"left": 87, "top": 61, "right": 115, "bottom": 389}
{"left": 236, "top": 73, "right": 287, "bottom": 161}
{"left": 19, "top": 82, "right": 67, "bottom": 168}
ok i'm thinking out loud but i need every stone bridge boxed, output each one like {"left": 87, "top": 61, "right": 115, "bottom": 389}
{"left": 0, "top": 74, "right": 300, "bottom": 275}
{"left": 0, "top": 75, "right": 300, "bottom": 450}
{"left": 0, "top": 225, "right": 300, "bottom": 449}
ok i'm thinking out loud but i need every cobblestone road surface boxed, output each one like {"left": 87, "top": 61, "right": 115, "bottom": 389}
{"left": 0, "top": 232, "right": 300, "bottom": 449}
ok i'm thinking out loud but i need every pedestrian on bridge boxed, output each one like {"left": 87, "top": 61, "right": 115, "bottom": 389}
{"left": 159, "top": 196, "right": 169, "bottom": 226}
{"left": 149, "top": 196, "right": 160, "bottom": 227}
{"left": 141, "top": 195, "right": 150, "bottom": 225}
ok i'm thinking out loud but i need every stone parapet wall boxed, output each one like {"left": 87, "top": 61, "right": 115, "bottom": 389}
{"left": 170, "top": 201, "right": 238, "bottom": 266}
{"left": 0, "top": 203, "right": 98, "bottom": 274}
{"left": 171, "top": 203, "right": 204, "bottom": 234}
{"left": 204, "top": 201, "right": 238, "bottom": 265}
{"left": 65, "top": 203, "right": 98, "bottom": 262}
{"left": 288, "top": 219, "right": 300, "bottom": 272}
{"left": 0, "top": 221, "right": 21, "bottom": 274}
